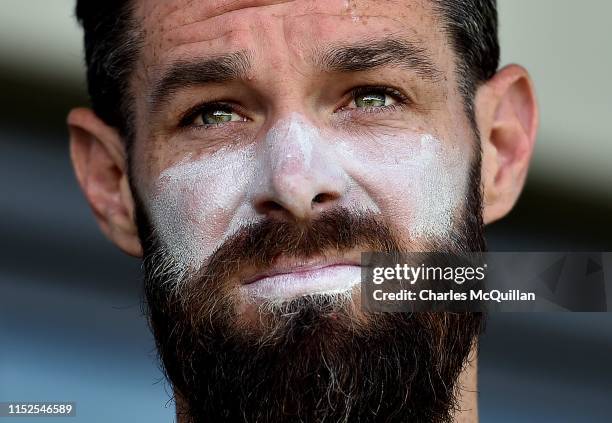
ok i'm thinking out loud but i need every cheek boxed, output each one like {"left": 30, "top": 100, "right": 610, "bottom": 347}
{"left": 337, "top": 134, "right": 470, "bottom": 240}
{"left": 404, "top": 139, "right": 469, "bottom": 239}
{"left": 146, "top": 148, "right": 256, "bottom": 268}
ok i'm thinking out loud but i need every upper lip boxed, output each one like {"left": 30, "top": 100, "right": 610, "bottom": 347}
{"left": 241, "top": 256, "right": 361, "bottom": 285}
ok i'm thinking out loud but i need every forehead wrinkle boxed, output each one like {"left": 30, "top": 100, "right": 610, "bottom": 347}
{"left": 158, "top": 0, "right": 297, "bottom": 27}
{"left": 142, "top": 0, "right": 437, "bottom": 47}
{"left": 144, "top": 0, "right": 297, "bottom": 44}
{"left": 144, "top": 1, "right": 441, "bottom": 65}
{"left": 154, "top": 28, "right": 249, "bottom": 52}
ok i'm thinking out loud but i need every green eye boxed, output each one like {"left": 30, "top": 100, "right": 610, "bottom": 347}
{"left": 202, "top": 109, "right": 234, "bottom": 125}
{"left": 354, "top": 91, "right": 388, "bottom": 108}
{"left": 180, "top": 103, "right": 246, "bottom": 129}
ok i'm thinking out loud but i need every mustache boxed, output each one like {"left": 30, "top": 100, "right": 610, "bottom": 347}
{"left": 195, "top": 207, "right": 402, "bottom": 286}
{"left": 141, "top": 207, "right": 406, "bottom": 335}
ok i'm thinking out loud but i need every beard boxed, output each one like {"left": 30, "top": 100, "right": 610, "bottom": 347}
{"left": 134, "top": 150, "right": 486, "bottom": 423}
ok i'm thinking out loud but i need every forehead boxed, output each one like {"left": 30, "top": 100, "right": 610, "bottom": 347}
{"left": 135, "top": 0, "right": 447, "bottom": 72}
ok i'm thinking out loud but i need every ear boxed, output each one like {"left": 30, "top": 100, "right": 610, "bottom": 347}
{"left": 475, "top": 64, "right": 539, "bottom": 224}
{"left": 67, "top": 108, "right": 143, "bottom": 257}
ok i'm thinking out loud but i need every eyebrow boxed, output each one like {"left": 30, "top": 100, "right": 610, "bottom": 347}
{"left": 148, "top": 37, "right": 441, "bottom": 113}
{"left": 149, "top": 51, "right": 252, "bottom": 112}
{"left": 316, "top": 37, "right": 442, "bottom": 81}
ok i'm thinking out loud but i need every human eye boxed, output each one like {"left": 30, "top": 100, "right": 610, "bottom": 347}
{"left": 179, "top": 102, "right": 247, "bottom": 129}
{"left": 341, "top": 86, "right": 410, "bottom": 113}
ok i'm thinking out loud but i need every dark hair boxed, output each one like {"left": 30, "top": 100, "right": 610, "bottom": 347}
{"left": 433, "top": 0, "right": 499, "bottom": 118}
{"left": 76, "top": 0, "right": 140, "bottom": 140}
{"left": 75, "top": 0, "right": 498, "bottom": 140}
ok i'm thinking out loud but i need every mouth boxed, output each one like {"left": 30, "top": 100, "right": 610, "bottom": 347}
{"left": 239, "top": 256, "right": 362, "bottom": 301}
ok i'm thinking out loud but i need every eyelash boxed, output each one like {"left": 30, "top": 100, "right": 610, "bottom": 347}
{"left": 178, "top": 102, "right": 238, "bottom": 129}
{"left": 177, "top": 85, "right": 411, "bottom": 130}
{"left": 341, "top": 85, "right": 411, "bottom": 114}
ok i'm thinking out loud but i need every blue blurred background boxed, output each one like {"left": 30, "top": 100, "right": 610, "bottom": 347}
{"left": 1, "top": 1, "right": 611, "bottom": 422}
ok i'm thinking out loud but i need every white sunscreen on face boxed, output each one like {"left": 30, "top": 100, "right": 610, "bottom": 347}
{"left": 406, "top": 134, "right": 467, "bottom": 238}
{"left": 148, "top": 146, "right": 257, "bottom": 268}
{"left": 146, "top": 115, "right": 469, "bottom": 273}
{"left": 332, "top": 130, "right": 468, "bottom": 240}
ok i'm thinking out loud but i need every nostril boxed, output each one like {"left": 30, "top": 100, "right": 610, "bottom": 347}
{"left": 312, "top": 193, "right": 337, "bottom": 204}
{"left": 259, "top": 200, "right": 284, "bottom": 212}
{"left": 254, "top": 189, "right": 343, "bottom": 220}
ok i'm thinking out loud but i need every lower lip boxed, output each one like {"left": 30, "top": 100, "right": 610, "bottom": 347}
{"left": 239, "top": 265, "right": 362, "bottom": 301}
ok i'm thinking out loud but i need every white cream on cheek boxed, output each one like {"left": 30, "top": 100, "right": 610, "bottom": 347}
{"left": 146, "top": 114, "right": 469, "bottom": 274}
{"left": 147, "top": 146, "right": 258, "bottom": 268}
{"left": 332, "top": 131, "right": 469, "bottom": 239}
{"left": 408, "top": 135, "right": 468, "bottom": 238}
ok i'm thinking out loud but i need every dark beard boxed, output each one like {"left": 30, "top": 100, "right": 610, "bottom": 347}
{"left": 134, "top": 150, "right": 486, "bottom": 423}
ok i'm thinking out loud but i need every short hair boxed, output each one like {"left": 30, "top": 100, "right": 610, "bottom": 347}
{"left": 76, "top": 0, "right": 140, "bottom": 140}
{"left": 75, "top": 0, "right": 498, "bottom": 141}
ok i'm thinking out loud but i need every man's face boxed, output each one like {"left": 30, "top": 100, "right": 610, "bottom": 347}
{"left": 121, "top": 0, "right": 485, "bottom": 421}
{"left": 131, "top": 0, "right": 477, "bottom": 298}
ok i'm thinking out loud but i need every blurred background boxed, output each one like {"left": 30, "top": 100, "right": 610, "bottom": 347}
{"left": 1, "top": 0, "right": 611, "bottom": 421}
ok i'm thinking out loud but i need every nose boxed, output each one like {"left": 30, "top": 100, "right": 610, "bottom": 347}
{"left": 252, "top": 115, "right": 348, "bottom": 221}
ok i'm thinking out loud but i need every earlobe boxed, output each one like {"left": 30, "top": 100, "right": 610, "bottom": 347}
{"left": 477, "top": 64, "right": 539, "bottom": 224}
{"left": 67, "top": 108, "right": 143, "bottom": 257}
